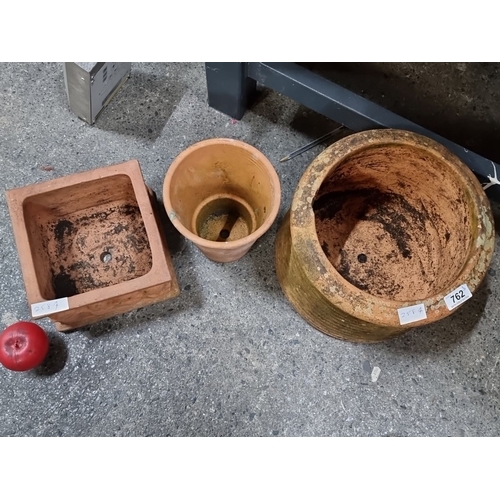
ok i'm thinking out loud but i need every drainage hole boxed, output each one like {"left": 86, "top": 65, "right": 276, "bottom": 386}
{"left": 357, "top": 253, "right": 367, "bottom": 263}
{"left": 100, "top": 251, "right": 112, "bottom": 263}
{"left": 219, "top": 229, "right": 230, "bottom": 240}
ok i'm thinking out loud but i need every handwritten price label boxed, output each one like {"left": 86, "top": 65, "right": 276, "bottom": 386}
{"left": 444, "top": 284, "right": 472, "bottom": 311}
{"left": 31, "top": 298, "right": 69, "bottom": 318}
{"left": 397, "top": 303, "right": 427, "bottom": 325}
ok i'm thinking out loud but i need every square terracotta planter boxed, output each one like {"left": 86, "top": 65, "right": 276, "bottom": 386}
{"left": 6, "top": 160, "right": 180, "bottom": 331}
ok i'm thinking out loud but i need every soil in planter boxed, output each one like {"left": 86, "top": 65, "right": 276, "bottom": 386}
{"left": 42, "top": 201, "right": 152, "bottom": 298}
{"left": 313, "top": 144, "right": 472, "bottom": 302}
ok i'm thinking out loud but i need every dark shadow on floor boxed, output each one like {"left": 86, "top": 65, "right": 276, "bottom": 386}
{"left": 490, "top": 199, "right": 500, "bottom": 236}
{"left": 299, "top": 62, "right": 500, "bottom": 163}
{"left": 33, "top": 332, "right": 68, "bottom": 376}
{"left": 287, "top": 106, "right": 346, "bottom": 140}
{"left": 250, "top": 86, "right": 344, "bottom": 135}
{"left": 94, "top": 70, "right": 186, "bottom": 141}
{"left": 246, "top": 226, "right": 285, "bottom": 301}
{"left": 153, "top": 191, "right": 186, "bottom": 257}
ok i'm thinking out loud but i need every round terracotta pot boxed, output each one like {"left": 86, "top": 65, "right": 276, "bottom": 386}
{"left": 275, "top": 129, "right": 494, "bottom": 343}
{"left": 163, "top": 138, "right": 281, "bottom": 262}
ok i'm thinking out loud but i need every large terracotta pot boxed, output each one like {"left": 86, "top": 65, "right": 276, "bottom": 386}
{"left": 275, "top": 129, "right": 494, "bottom": 342}
{"left": 163, "top": 138, "right": 281, "bottom": 263}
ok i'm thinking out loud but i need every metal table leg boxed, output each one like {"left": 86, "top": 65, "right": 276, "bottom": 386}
{"left": 205, "top": 63, "right": 256, "bottom": 120}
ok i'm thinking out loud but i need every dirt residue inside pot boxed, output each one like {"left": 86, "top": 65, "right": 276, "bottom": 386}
{"left": 195, "top": 196, "right": 256, "bottom": 242}
{"left": 198, "top": 211, "right": 251, "bottom": 242}
{"left": 313, "top": 144, "right": 473, "bottom": 301}
{"left": 42, "top": 201, "right": 152, "bottom": 298}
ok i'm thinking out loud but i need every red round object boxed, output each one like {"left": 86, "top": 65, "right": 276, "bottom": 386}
{"left": 0, "top": 322, "right": 49, "bottom": 371}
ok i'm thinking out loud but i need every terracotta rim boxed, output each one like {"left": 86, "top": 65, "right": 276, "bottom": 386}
{"left": 163, "top": 138, "right": 281, "bottom": 250}
{"left": 290, "top": 129, "right": 494, "bottom": 328}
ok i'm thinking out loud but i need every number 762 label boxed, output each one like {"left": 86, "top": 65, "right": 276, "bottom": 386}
{"left": 444, "top": 284, "right": 472, "bottom": 311}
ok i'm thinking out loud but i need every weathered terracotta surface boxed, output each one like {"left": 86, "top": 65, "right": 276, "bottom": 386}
{"left": 163, "top": 138, "right": 281, "bottom": 262}
{"left": 275, "top": 129, "right": 495, "bottom": 342}
{"left": 6, "top": 160, "right": 180, "bottom": 331}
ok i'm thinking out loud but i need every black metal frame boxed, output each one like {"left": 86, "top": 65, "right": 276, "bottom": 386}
{"left": 205, "top": 62, "right": 500, "bottom": 199}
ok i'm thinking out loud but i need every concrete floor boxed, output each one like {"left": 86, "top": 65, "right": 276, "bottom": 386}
{"left": 1, "top": 62, "right": 500, "bottom": 436}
